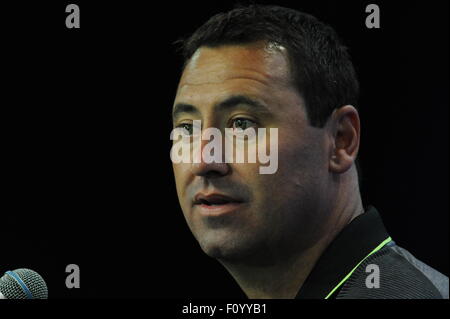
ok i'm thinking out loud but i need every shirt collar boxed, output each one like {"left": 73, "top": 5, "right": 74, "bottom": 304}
{"left": 295, "top": 206, "right": 390, "bottom": 299}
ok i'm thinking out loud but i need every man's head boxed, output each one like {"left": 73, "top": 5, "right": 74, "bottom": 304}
{"left": 172, "top": 5, "right": 361, "bottom": 264}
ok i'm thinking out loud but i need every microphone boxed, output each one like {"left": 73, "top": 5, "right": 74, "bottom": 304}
{"left": 0, "top": 269, "right": 48, "bottom": 299}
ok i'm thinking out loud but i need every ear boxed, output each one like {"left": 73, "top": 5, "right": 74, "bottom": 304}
{"left": 328, "top": 105, "right": 360, "bottom": 174}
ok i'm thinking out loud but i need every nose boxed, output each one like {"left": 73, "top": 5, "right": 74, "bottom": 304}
{"left": 190, "top": 137, "right": 230, "bottom": 178}
{"left": 191, "top": 161, "right": 230, "bottom": 178}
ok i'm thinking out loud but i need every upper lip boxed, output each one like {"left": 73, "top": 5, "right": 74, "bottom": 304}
{"left": 193, "top": 192, "right": 244, "bottom": 206}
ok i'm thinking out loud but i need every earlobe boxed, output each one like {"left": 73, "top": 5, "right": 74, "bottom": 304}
{"left": 328, "top": 105, "right": 360, "bottom": 174}
{"left": 330, "top": 148, "right": 354, "bottom": 173}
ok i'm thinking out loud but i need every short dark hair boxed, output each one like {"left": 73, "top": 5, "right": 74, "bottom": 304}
{"left": 176, "top": 5, "right": 363, "bottom": 185}
{"left": 176, "top": 4, "right": 360, "bottom": 128}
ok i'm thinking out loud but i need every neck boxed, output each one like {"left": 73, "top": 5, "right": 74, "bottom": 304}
{"left": 219, "top": 175, "right": 364, "bottom": 299}
{"left": 219, "top": 233, "right": 335, "bottom": 298}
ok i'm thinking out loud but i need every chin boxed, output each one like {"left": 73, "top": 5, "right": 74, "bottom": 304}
{"left": 197, "top": 230, "right": 261, "bottom": 262}
{"left": 202, "top": 245, "right": 228, "bottom": 259}
{"left": 199, "top": 237, "right": 236, "bottom": 259}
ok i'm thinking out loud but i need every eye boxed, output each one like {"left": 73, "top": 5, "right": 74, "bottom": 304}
{"left": 232, "top": 118, "right": 257, "bottom": 130}
{"left": 176, "top": 123, "right": 193, "bottom": 135}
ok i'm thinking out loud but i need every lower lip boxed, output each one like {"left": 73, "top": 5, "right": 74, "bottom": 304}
{"left": 195, "top": 202, "right": 246, "bottom": 217}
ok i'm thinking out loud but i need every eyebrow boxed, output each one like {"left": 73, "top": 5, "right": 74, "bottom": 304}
{"left": 172, "top": 103, "right": 200, "bottom": 120}
{"left": 172, "top": 95, "right": 270, "bottom": 121}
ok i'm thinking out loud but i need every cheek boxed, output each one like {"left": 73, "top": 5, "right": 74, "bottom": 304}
{"left": 172, "top": 163, "right": 190, "bottom": 202}
{"left": 276, "top": 131, "right": 326, "bottom": 190}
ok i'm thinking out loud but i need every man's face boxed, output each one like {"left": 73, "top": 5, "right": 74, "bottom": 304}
{"left": 172, "top": 43, "right": 330, "bottom": 263}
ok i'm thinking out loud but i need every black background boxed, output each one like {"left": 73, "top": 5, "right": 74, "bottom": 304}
{"left": 2, "top": 0, "right": 448, "bottom": 298}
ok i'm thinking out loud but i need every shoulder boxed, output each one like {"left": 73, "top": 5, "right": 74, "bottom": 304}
{"left": 336, "top": 244, "right": 449, "bottom": 299}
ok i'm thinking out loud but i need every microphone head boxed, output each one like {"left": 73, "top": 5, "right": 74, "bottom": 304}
{"left": 0, "top": 268, "right": 48, "bottom": 299}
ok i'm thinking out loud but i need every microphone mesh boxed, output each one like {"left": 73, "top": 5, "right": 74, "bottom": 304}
{"left": 0, "top": 268, "right": 48, "bottom": 299}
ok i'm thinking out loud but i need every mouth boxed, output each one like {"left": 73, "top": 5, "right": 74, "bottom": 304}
{"left": 193, "top": 193, "right": 246, "bottom": 216}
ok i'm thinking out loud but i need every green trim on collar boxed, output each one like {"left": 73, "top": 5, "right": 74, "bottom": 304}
{"left": 324, "top": 236, "right": 393, "bottom": 299}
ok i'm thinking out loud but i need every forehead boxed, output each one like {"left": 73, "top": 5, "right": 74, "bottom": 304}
{"left": 176, "top": 43, "right": 292, "bottom": 98}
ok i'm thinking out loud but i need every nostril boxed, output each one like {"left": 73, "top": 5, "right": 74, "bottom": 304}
{"left": 191, "top": 162, "right": 231, "bottom": 178}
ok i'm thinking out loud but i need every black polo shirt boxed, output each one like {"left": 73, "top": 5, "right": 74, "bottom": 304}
{"left": 295, "top": 206, "right": 448, "bottom": 299}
